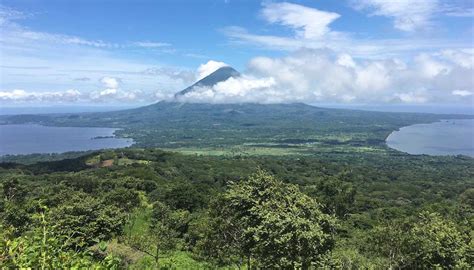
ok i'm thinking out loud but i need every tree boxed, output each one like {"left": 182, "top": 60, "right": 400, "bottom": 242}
{"left": 50, "top": 194, "right": 126, "bottom": 248}
{"left": 128, "top": 202, "right": 181, "bottom": 268}
{"left": 308, "top": 177, "right": 356, "bottom": 218}
{"left": 2, "top": 178, "right": 26, "bottom": 203}
{"left": 104, "top": 188, "right": 140, "bottom": 212}
{"left": 204, "top": 169, "right": 337, "bottom": 268}
{"left": 366, "top": 220, "right": 411, "bottom": 268}
{"left": 0, "top": 206, "right": 120, "bottom": 268}
{"left": 407, "top": 212, "right": 469, "bottom": 269}
{"left": 163, "top": 182, "right": 206, "bottom": 212}
{"left": 1, "top": 203, "right": 31, "bottom": 236}
{"left": 458, "top": 188, "right": 474, "bottom": 220}
{"left": 368, "top": 212, "right": 470, "bottom": 269}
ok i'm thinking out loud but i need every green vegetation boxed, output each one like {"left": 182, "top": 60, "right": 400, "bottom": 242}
{"left": 1, "top": 102, "right": 471, "bottom": 156}
{"left": 202, "top": 170, "right": 336, "bottom": 268}
{"left": 1, "top": 147, "right": 472, "bottom": 268}
{"left": 1, "top": 102, "right": 473, "bottom": 267}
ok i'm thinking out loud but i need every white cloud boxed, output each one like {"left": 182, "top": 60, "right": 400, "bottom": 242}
{"left": 438, "top": 49, "right": 474, "bottom": 69}
{"left": 337, "top": 54, "right": 357, "bottom": 68}
{"left": 178, "top": 48, "right": 474, "bottom": 105}
{"left": 100, "top": 76, "right": 120, "bottom": 89}
{"left": 141, "top": 67, "right": 195, "bottom": 83}
{"left": 0, "top": 89, "right": 82, "bottom": 102}
{"left": 133, "top": 41, "right": 171, "bottom": 48}
{"left": 452, "top": 90, "right": 473, "bottom": 96}
{"left": 444, "top": 8, "right": 474, "bottom": 17}
{"left": 0, "top": 89, "right": 36, "bottom": 101}
{"left": 261, "top": 2, "right": 340, "bottom": 39}
{"left": 222, "top": 3, "right": 347, "bottom": 54}
{"left": 355, "top": 62, "right": 391, "bottom": 92}
{"left": 90, "top": 76, "right": 144, "bottom": 102}
{"left": 0, "top": 5, "right": 26, "bottom": 26}
{"left": 1, "top": 4, "right": 472, "bottom": 107}
{"left": 415, "top": 53, "right": 450, "bottom": 78}
{"left": 0, "top": 87, "right": 150, "bottom": 104}
{"left": 223, "top": 3, "right": 471, "bottom": 58}
{"left": 441, "top": 1, "right": 474, "bottom": 17}
{"left": 178, "top": 76, "right": 277, "bottom": 103}
{"left": 3, "top": 26, "right": 117, "bottom": 48}
{"left": 351, "top": 0, "right": 439, "bottom": 32}
{"left": 196, "top": 60, "right": 229, "bottom": 81}
{"left": 393, "top": 91, "right": 429, "bottom": 103}
{"left": 0, "top": 6, "right": 195, "bottom": 104}
{"left": 223, "top": 26, "right": 303, "bottom": 50}
{"left": 99, "top": 88, "right": 117, "bottom": 96}
{"left": 0, "top": 7, "right": 171, "bottom": 50}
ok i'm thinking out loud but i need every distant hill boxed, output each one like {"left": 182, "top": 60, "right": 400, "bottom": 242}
{"left": 174, "top": 66, "right": 240, "bottom": 97}
{"left": 1, "top": 66, "right": 472, "bottom": 153}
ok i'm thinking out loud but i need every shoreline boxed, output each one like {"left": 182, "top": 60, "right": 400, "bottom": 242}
{"left": 385, "top": 119, "right": 474, "bottom": 158}
{"left": 0, "top": 124, "right": 134, "bottom": 157}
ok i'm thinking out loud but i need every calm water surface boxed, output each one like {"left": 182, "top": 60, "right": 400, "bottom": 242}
{"left": 0, "top": 124, "right": 133, "bottom": 156}
{"left": 386, "top": 119, "right": 474, "bottom": 157}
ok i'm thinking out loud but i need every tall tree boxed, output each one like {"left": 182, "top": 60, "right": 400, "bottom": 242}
{"left": 129, "top": 202, "right": 181, "bottom": 268}
{"left": 205, "top": 170, "right": 337, "bottom": 268}
{"left": 407, "top": 212, "right": 469, "bottom": 269}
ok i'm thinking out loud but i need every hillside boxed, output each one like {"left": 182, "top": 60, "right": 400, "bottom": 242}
{"left": 1, "top": 146, "right": 473, "bottom": 268}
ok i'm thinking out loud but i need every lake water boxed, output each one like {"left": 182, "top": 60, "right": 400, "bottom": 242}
{"left": 0, "top": 124, "right": 133, "bottom": 156}
{"left": 386, "top": 119, "right": 474, "bottom": 157}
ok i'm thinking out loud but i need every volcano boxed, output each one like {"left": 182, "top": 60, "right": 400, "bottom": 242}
{"left": 174, "top": 66, "right": 240, "bottom": 98}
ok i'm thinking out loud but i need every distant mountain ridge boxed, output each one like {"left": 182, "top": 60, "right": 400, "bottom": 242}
{"left": 174, "top": 66, "right": 240, "bottom": 98}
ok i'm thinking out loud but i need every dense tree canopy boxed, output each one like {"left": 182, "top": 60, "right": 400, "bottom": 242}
{"left": 205, "top": 170, "right": 337, "bottom": 268}
{"left": 0, "top": 148, "right": 472, "bottom": 268}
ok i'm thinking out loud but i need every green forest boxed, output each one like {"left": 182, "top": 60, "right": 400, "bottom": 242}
{"left": 1, "top": 146, "right": 472, "bottom": 268}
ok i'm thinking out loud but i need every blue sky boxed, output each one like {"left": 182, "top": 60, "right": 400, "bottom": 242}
{"left": 0, "top": 0, "right": 473, "bottom": 106}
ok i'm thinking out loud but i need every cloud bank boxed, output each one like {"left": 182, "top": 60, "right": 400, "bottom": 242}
{"left": 0, "top": 89, "right": 81, "bottom": 103}
{"left": 177, "top": 49, "right": 474, "bottom": 104}
{"left": 4, "top": 49, "right": 473, "bottom": 106}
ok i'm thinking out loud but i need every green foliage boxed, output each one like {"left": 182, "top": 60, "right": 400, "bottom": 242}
{"left": 0, "top": 207, "right": 121, "bottom": 268}
{"left": 408, "top": 212, "right": 469, "bottom": 268}
{"left": 162, "top": 182, "right": 206, "bottom": 211}
{"left": 105, "top": 188, "right": 141, "bottom": 212}
{"left": 2, "top": 177, "right": 26, "bottom": 202}
{"left": 367, "top": 212, "right": 471, "bottom": 269}
{"left": 126, "top": 202, "right": 184, "bottom": 268}
{"left": 50, "top": 194, "right": 127, "bottom": 248}
{"left": 458, "top": 188, "right": 474, "bottom": 220}
{"left": 329, "top": 247, "right": 385, "bottom": 269}
{"left": 306, "top": 177, "right": 356, "bottom": 218}
{"left": 203, "top": 170, "right": 337, "bottom": 268}
{"left": 365, "top": 220, "right": 412, "bottom": 268}
{"left": 1, "top": 202, "right": 31, "bottom": 236}
{"left": 0, "top": 147, "right": 473, "bottom": 268}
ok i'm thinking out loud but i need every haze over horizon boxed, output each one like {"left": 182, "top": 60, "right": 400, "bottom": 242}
{"left": 1, "top": 0, "right": 473, "bottom": 107}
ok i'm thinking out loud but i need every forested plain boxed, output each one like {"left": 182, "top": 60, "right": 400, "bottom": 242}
{"left": 0, "top": 102, "right": 473, "bottom": 268}
{"left": 1, "top": 146, "right": 473, "bottom": 268}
